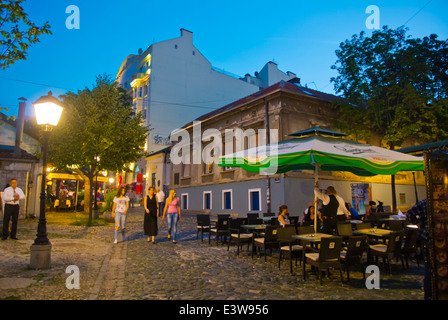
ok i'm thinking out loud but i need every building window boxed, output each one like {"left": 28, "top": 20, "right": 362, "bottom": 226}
{"left": 174, "top": 173, "right": 180, "bottom": 185}
{"left": 248, "top": 188, "right": 261, "bottom": 212}
{"left": 151, "top": 173, "right": 156, "bottom": 188}
{"left": 222, "top": 189, "right": 232, "bottom": 210}
{"left": 399, "top": 193, "right": 406, "bottom": 205}
{"left": 181, "top": 193, "right": 189, "bottom": 210}
{"left": 203, "top": 191, "right": 212, "bottom": 210}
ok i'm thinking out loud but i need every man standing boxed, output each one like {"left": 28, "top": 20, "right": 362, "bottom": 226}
{"left": 314, "top": 181, "right": 339, "bottom": 235}
{"left": 156, "top": 188, "right": 165, "bottom": 217}
{"left": 2, "top": 179, "right": 26, "bottom": 240}
{"left": 336, "top": 194, "right": 350, "bottom": 221}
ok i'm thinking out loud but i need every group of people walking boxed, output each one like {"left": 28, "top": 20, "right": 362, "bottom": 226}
{"left": 0, "top": 177, "right": 373, "bottom": 245}
{"left": 111, "top": 187, "right": 181, "bottom": 245}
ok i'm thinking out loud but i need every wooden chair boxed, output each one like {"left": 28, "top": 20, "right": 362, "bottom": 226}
{"left": 209, "top": 216, "right": 230, "bottom": 246}
{"left": 402, "top": 227, "right": 419, "bottom": 269}
{"left": 278, "top": 225, "right": 302, "bottom": 274}
{"left": 247, "top": 213, "right": 259, "bottom": 219}
{"left": 196, "top": 214, "right": 211, "bottom": 242}
{"left": 227, "top": 218, "right": 253, "bottom": 255}
{"left": 303, "top": 236, "right": 344, "bottom": 285}
{"left": 252, "top": 225, "right": 279, "bottom": 261}
{"left": 356, "top": 222, "right": 372, "bottom": 230}
{"left": 389, "top": 220, "right": 404, "bottom": 231}
{"left": 337, "top": 223, "right": 353, "bottom": 245}
{"left": 340, "top": 235, "right": 368, "bottom": 281}
{"left": 368, "top": 231, "right": 405, "bottom": 274}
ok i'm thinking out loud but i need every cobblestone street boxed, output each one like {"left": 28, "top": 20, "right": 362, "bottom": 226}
{"left": 0, "top": 206, "right": 425, "bottom": 301}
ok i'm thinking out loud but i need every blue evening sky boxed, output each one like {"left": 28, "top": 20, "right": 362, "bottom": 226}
{"left": 1, "top": 0, "right": 447, "bottom": 119}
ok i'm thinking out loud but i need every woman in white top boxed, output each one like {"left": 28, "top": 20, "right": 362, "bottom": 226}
{"left": 112, "top": 187, "right": 129, "bottom": 244}
{"left": 278, "top": 205, "right": 290, "bottom": 227}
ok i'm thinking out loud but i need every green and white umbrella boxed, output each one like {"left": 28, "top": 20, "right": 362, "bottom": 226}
{"left": 219, "top": 127, "right": 424, "bottom": 231}
{"left": 218, "top": 135, "right": 423, "bottom": 176}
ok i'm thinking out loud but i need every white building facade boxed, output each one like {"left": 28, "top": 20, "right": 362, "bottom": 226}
{"left": 116, "top": 28, "right": 299, "bottom": 191}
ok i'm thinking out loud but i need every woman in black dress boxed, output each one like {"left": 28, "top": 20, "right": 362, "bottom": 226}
{"left": 144, "top": 187, "right": 158, "bottom": 243}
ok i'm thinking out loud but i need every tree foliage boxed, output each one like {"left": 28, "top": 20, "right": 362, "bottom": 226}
{"left": 0, "top": 0, "right": 52, "bottom": 69}
{"left": 331, "top": 26, "right": 448, "bottom": 148}
{"left": 48, "top": 74, "right": 149, "bottom": 222}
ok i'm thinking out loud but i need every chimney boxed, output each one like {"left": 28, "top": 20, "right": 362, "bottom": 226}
{"left": 180, "top": 28, "right": 193, "bottom": 42}
{"left": 14, "top": 97, "right": 26, "bottom": 157}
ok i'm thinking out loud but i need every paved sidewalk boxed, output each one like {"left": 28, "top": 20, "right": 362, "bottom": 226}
{"left": 0, "top": 206, "right": 425, "bottom": 300}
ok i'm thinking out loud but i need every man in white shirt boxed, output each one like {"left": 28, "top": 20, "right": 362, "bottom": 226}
{"left": 336, "top": 195, "right": 350, "bottom": 221}
{"left": 156, "top": 188, "right": 165, "bottom": 217}
{"left": 314, "top": 181, "right": 339, "bottom": 234}
{"left": 2, "top": 179, "right": 26, "bottom": 240}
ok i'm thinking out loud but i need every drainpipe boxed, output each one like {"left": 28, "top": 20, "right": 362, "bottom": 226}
{"left": 264, "top": 98, "right": 271, "bottom": 214}
{"left": 14, "top": 98, "right": 26, "bottom": 157}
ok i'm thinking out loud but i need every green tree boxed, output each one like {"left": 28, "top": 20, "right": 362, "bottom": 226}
{"left": 331, "top": 26, "right": 448, "bottom": 147}
{"left": 0, "top": 0, "right": 52, "bottom": 69}
{"left": 330, "top": 26, "right": 448, "bottom": 210}
{"left": 48, "top": 74, "right": 149, "bottom": 224}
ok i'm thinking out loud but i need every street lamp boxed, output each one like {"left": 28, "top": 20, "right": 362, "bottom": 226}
{"left": 30, "top": 91, "right": 63, "bottom": 269}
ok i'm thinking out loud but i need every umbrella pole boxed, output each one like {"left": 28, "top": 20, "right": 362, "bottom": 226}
{"left": 314, "top": 164, "right": 320, "bottom": 233}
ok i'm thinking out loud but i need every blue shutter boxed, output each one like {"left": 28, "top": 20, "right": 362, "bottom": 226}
{"left": 224, "top": 192, "right": 231, "bottom": 210}
{"left": 251, "top": 191, "right": 260, "bottom": 211}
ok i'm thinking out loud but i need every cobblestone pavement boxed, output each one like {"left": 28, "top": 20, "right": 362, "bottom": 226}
{"left": 0, "top": 206, "right": 425, "bottom": 301}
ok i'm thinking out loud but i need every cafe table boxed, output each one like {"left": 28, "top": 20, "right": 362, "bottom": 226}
{"left": 292, "top": 233, "right": 338, "bottom": 251}
{"left": 240, "top": 224, "right": 266, "bottom": 237}
{"left": 354, "top": 228, "right": 392, "bottom": 238}
{"left": 378, "top": 217, "right": 407, "bottom": 222}
{"left": 240, "top": 224, "right": 266, "bottom": 231}
{"left": 292, "top": 233, "right": 337, "bottom": 244}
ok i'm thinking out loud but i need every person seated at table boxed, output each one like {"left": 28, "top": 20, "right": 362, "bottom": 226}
{"left": 346, "top": 202, "right": 359, "bottom": 220}
{"left": 366, "top": 201, "right": 377, "bottom": 218}
{"left": 377, "top": 200, "right": 384, "bottom": 213}
{"left": 278, "top": 205, "right": 290, "bottom": 227}
{"left": 301, "top": 203, "right": 322, "bottom": 224}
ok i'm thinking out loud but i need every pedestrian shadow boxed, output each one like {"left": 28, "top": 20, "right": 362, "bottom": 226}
{"left": 125, "top": 231, "right": 145, "bottom": 241}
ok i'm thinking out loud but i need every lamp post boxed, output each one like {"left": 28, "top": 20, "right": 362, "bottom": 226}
{"left": 30, "top": 91, "right": 63, "bottom": 269}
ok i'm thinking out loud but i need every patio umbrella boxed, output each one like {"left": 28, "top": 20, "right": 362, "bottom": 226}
{"left": 218, "top": 127, "right": 424, "bottom": 231}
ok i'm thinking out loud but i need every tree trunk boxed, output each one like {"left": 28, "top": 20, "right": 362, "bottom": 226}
{"left": 73, "top": 168, "right": 91, "bottom": 217}
{"left": 88, "top": 175, "right": 94, "bottom": 225}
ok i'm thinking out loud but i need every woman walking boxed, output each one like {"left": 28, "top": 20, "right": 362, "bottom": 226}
{"left": 112, "top": 187, "right": 129, "bottom": 244}
{"left": 144, "top": 187, "right": 158, "bottom": 244}
{"left": 162, "top": 190, "right": 181, "bottom": 244}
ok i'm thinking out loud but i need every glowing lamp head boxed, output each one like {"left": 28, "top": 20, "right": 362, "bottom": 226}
{"left": 33, "top": 91, "right": 63, "bottom": 128}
